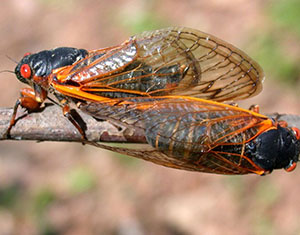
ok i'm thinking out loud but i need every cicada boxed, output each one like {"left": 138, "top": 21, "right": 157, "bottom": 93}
{"left": 6, "top": 27, "right": 300, "bottom": 175}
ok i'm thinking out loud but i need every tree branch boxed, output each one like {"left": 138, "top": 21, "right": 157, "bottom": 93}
{"left": 0, "top": 105, "right": 299, "bottom": 143}
{"left": 0, "top": 105, "right": 146, "bottom": 143}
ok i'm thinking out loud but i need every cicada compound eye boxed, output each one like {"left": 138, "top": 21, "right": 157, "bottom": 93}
{"left": 292, "top": 127, "right": 300, "bottom": 140}
{"left": 20, "top": 64, "right": 32, "bottom": 79}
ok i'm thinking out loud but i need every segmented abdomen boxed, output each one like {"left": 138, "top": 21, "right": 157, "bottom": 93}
{"left": 142, "top": 102, "right": 262, "bottom": 159}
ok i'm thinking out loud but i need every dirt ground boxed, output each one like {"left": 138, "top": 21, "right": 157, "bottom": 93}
{"left": 0, "top": 0, "right": 299, "bottom": 234}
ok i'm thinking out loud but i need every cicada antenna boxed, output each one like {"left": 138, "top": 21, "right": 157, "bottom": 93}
{"left": 0, "top": 54, "right": 17, "bottom": 75}
{"left": 0, "top": 70, "right": 15, "bottom": 74}
{"left": 5, "top": 55, "right": 18, "bottom": 64}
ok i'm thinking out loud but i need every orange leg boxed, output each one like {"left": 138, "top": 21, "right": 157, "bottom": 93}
{"left": 19, "top": 88, "right": 42, "bottom": 110}
{"left": 5, "top": 88, "right": 87, "bottom": 140}
{"left": 4, "top": 88, "right": 44, "bottom": 138}
{"left": 278, "top": 120, "right": 288, "bottom": 128}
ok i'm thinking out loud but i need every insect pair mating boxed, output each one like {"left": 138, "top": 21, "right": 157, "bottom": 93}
{"left": 5, "top": 27, "right": 300, "bottom": 175}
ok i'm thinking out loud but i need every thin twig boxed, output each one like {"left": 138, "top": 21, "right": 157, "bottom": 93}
{"left": 0, "top": 104, "right": 299, "bottom": 143}
{"left": 0, "top": 105, "right": 146, "bottom": 143}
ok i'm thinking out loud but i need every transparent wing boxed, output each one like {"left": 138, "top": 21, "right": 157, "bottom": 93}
{"left": 80, "top": 96, "right": 272, "bottom": 174}
{"left": 85, "top": 141, "right": 263, "bottom": 174}
{"left": 133, "top": 27, "right": 264, "bottom": 101}
{"left": 54, "top": 27, "right": 264, "bottom": 102}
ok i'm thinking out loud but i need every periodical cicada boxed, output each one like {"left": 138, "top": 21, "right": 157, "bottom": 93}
{"left": 6, "top": 27, "right": 300, "bottom": 175}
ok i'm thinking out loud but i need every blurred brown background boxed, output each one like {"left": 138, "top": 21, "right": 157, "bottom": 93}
{"left": 0, "top": 0, "right": 300, "bottom": 234}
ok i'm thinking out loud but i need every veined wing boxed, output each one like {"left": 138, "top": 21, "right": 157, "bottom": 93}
{"left": 53, "top": 27, "right": 264, "bottom": 102}
{"left": 80, "top": 96, "right": 273, "bottom": 174}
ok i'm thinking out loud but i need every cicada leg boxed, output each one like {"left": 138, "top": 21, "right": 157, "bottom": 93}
{"left": 61, "top": 103, "right": 87, "bottom": 140}
{"left": 248, "top": 104, "right": 260, "bottom": 113}
{"left": 54, "top": 94, "right": 87, "bottom": 140}
{"left": 278, "top": 120, "right": 288, "bottom": 128}
{"left": 4, "top": 88, "right": 45, "bottom": 138}
{"left": 228, "top": 102, "right": 239, "bottom": 107}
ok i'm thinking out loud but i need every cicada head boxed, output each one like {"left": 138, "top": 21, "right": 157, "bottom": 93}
{"left": 15, "top": 47, "right": 88, "bottom": 88}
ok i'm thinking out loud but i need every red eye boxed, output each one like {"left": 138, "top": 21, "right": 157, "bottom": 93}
{"left": 292, "top": 127, "right": 300, "bottom": 140}
{"left": 20, "top": 64, "right": 32, "bottom": 79}
{"left": 23, "top": 52, "right": 31, "bottom": 57}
